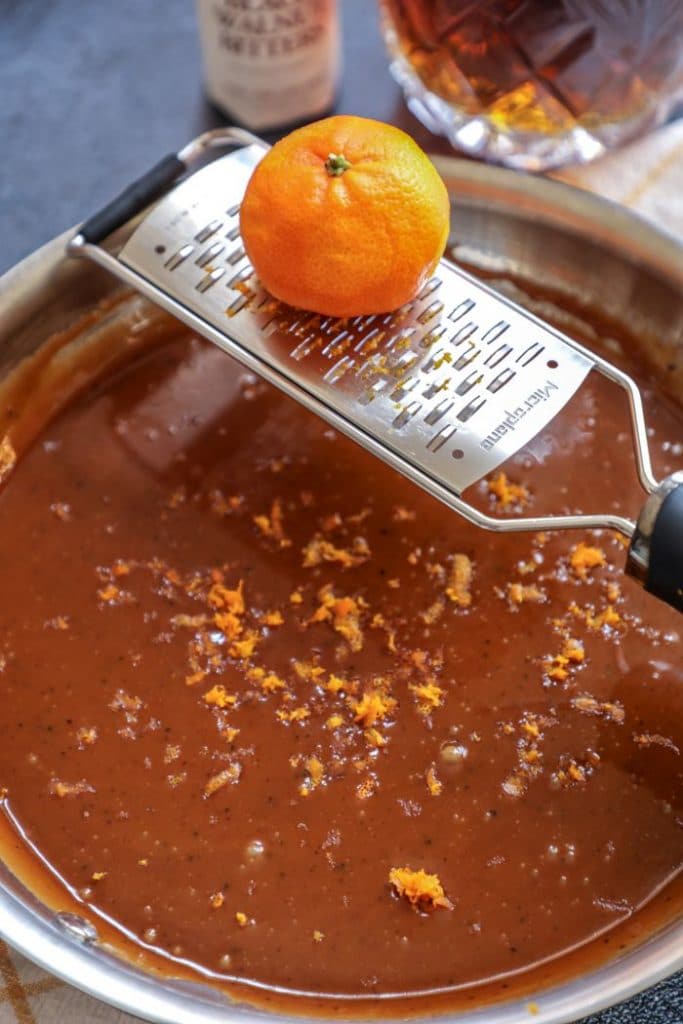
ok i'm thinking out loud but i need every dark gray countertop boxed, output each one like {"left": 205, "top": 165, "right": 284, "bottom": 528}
{"left": 0, "top": 2, "right": 681, "bottom": 1022}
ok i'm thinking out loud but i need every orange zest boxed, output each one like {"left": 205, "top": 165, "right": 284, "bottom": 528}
{"left": 389, "top": 866, "right": 453, "bottom": 911}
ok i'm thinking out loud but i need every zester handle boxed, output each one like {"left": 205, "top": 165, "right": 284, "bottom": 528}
{"left": 628, "top": 473, "right": 683, "bottom": 612}
{"left": 79, "top": 154, "right": 186, "bottom": 244}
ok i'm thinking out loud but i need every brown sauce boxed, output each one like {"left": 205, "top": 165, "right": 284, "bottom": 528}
{"left": 0, "top": 299, "right": 681, "bottom": 1013}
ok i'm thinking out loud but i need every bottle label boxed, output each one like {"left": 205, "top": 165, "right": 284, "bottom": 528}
{"left": 196, "top": 0, "right": 340, "bottom": 131}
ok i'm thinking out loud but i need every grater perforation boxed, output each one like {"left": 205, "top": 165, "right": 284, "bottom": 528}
{"left": 66, "top": 127, "right": 683, "bottom": 611}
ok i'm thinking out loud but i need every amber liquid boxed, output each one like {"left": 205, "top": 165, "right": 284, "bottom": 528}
{"left": 381, "top": 0, "right": 683, "bottom": 134}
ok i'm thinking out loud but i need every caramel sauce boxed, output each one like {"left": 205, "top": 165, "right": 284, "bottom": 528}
{"left": 0, "top": 298, "right": 680, "bottom": 1015}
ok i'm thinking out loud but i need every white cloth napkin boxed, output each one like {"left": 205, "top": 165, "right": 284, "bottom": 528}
{"left": 1, "top": 119, "right": 682, "bottom": 1024}
{"left": 553, "top": 118, "right": 683, "bottom": 241}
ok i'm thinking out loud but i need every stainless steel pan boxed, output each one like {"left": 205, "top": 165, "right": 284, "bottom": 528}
{"left": 0, "top": 159, "right": 680, "bottom": 1024}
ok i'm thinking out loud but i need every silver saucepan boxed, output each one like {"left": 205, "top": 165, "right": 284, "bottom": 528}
{"left": 0, "top": 159, "right": 681, "bottom": 1024}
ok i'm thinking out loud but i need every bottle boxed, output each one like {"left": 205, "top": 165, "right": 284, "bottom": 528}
{"left": 195, "top": 0, "right": 341, "bottom": 133}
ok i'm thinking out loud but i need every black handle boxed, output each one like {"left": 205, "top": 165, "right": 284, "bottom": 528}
{"left": 646, "top": 479, "right": 683, "bottom": 612}
{"left": 79, "top": 153, "right": 186, "bottom": 244}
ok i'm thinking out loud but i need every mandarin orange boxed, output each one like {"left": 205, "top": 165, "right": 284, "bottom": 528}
{"left": 239, "top": 115, "right": 450, "bottom": 318}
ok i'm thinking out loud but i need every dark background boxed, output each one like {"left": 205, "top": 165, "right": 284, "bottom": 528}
{"left": 0, "top": 0, "right": 445, "bottom": 276}
{"left": 0, "top": 2, "right": 681, "bottom": 1022}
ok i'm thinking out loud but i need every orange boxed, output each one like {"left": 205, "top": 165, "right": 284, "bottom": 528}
{"left": 239, "top": 115, "right": 450, "bottom": 318}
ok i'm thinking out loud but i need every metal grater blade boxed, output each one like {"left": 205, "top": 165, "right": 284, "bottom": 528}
{"left": 117, "top": 144, "right": 593, "bottom": 495}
